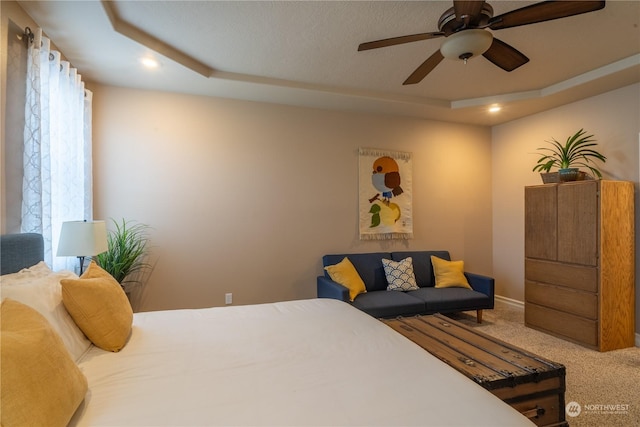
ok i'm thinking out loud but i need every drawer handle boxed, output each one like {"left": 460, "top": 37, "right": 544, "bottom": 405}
{"left": 522, "top": 405, "right": 545, "bottom": 419}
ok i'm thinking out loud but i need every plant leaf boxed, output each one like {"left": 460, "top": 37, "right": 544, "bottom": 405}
{"left": 370, "top": 213, "right": 380, "bottom": 228}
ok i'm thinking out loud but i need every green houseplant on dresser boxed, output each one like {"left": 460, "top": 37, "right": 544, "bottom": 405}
{"left": 532, "top": 129, "right": 606, "bottom": 182}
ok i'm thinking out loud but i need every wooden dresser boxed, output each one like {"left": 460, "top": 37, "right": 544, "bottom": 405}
{"left": 524, "top": 180, "right": 635, "bottom": 351}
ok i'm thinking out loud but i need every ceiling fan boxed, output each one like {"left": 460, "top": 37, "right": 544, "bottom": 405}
{"left": 358, "top": 1, "right": 606, "bottom": 85}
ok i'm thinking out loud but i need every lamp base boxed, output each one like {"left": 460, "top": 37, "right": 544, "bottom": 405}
{"left": 77, "top": 256, "right": 86, "bottom": 275}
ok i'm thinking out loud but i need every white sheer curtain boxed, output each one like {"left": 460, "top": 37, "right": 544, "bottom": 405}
{"left": 22, "top": 28, "right": 93, "bottom": 271}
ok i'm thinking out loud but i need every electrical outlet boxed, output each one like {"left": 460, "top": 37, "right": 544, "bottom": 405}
{"left": 225, "top": 293, "right": 233, "bottom": 305}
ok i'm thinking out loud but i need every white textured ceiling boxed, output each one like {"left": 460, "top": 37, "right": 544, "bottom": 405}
{"left": 17, "top": 0, "right": 640, "bottom": 125}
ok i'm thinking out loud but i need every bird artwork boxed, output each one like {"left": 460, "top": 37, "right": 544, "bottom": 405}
{"left": 359, "top": 148, "right": 413, "bottom": 240}
{"left": 367, "top": 156, "right": 405, "bottom": 229}
{"left": 370, "top": 156, "right": 404, "bottom": 204}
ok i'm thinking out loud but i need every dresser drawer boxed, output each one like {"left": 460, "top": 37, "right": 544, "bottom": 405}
{"left": 526, "top": 281, "right": 598, "bottom": 320}
{"left": 525, "top": 259, "right": 598, "bottom": 292}
{"left": 526, "top": 303, "right": 598, "bottom": 347}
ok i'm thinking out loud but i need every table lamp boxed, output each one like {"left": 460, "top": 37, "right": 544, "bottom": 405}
{"left": 57, "top": 220, "right": 108, "bottom": 275}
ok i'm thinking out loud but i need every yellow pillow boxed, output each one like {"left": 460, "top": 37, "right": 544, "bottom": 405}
{"left": 1, "top": 298, "right": 88, "bottom": 427}
{"left": 431, "top": 256, "right": 472, "bottom": 289}
{"left": 324, "top": 257, "right": 367, "bottom": 302}
{"left": 60, "top": 261, "right": 133, "bottom": 352}
{"left": 80, "top": 259, "right": 118, "bottom": 280}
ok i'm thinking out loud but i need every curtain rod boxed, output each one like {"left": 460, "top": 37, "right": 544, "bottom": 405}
{"left": 19, "top": 25, "right": 91, "bottom": 97}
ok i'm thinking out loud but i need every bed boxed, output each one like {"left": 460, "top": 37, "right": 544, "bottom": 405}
{"left": 1, "top": 233, "right": 534, "bottom": 426}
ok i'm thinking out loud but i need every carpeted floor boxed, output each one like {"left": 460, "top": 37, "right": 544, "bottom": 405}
{"left": 446, "top": 301, "right": 640, "bottom": 427}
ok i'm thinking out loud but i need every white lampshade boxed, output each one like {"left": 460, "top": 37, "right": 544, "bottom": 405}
{"left": 57, "top": 220, "right": 109, "bottom": 257}
{"left": 440, "top": 29, "right": 493, "bottom": 61}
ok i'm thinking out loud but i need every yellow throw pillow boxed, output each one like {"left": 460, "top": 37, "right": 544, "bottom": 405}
{"left": 431, "top": 256, "right": 472, "bottom": 289}
{"left": 80, "top": 259, "right": 117, "bottom": 280}
{"left": 60, "top": 261, "right": 133, "bottom": 352}
{"left": 1, "top": 298, "right": 88, "bottom": 427}
{"left": 324, "top": 257, "right": 367, "bottom": 302}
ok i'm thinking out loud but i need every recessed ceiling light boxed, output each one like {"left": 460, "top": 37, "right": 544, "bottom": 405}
{"left": 140, "top": 57, "right": 159, "bottom": 69}
{"left": 488, "top": 105, "right": 501, "bottom": 113}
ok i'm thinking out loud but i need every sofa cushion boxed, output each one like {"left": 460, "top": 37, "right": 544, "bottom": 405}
{"left": 408, "top": 287, "right": 491, "bottom": 313}
{"left": 431, "top": 256, "right": 471, "bottom": 289}
{"left": 352, "top": 290, "right": 425, "bottom": 318}
{"left": 323, "top": 257, "right": 367, "bottom": 302}
{"left": 323, "top": 253, "right": 391, "bottom": 292}
{"left": 382, "top": 257, "right": 418, "bottom": 291}
{"left": 392, "top": 251, "right": 450, "bottom": 288}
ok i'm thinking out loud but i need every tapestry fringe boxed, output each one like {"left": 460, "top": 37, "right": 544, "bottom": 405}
{"left": 359, "top": 147, "right": 411, "bottom": 161}
{"left": 360, "top": 232, "right": 413, "bottom": 240}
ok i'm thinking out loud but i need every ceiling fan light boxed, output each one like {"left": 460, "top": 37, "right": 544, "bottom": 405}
{"left": 440, "top": 29, "right": 493, "bottom": 61}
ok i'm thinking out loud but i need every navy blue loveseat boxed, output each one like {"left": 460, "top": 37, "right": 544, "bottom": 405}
{"left": 317, "top": 251, "right": 494, "bottom": 322}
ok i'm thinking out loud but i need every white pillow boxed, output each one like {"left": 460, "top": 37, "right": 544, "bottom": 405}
{"left": 1, "top": 269, "right": 92, "bottom": 362}
{"left": 0, "top": 261, "right": 53, "bottom": 285}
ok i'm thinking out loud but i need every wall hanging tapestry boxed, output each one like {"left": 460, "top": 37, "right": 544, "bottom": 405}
{"left": 359, "top": 147, "right": 413, "bottom": 240}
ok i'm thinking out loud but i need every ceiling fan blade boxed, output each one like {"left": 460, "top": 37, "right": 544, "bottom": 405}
{"left": 482, "top": 38, "right": 529, "bottom": 72}
{"left": 358, "top": 32, "right": 444, "bottom": 51}
{"left": 403, "top": 50, "right": 444, "bottom": 85}
{"left": 454, "top": 0, "right": 486, "bottom": 21}
{"left": 489, "top": 1, "right": 605, "bottom": 30}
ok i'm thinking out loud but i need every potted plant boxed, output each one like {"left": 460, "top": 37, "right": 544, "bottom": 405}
{"left": 532, "top": 129, "right": 606, "bottom": 182}
{"left": 94, "top": 218, "right": 151, "bottom": 289}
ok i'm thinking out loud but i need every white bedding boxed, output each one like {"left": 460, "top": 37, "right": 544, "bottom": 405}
{"left": 70, "top": 298, "right": 533, "bottom": 426}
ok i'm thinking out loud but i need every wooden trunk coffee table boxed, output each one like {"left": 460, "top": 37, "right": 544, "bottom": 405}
{"left": 383, "top": 314, "right": 567, "bottom": 427}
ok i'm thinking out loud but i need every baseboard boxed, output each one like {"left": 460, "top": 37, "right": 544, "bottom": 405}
{"left": 494, "top": 294, "right": 524, "bottom": 310}
{"left": 495, "top": 295, "right": 640, "bottom": 348}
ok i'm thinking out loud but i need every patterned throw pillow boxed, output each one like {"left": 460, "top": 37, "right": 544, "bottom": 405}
{"left": 382, "top": 257, "right": 419, "bottom": 291}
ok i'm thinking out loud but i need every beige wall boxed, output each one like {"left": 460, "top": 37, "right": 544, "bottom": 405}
{"left": 492, "top": 83, "right": 640, "bottom": 333}
{"left": 92, "top": 85, "right": 493, "bottom": 311}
